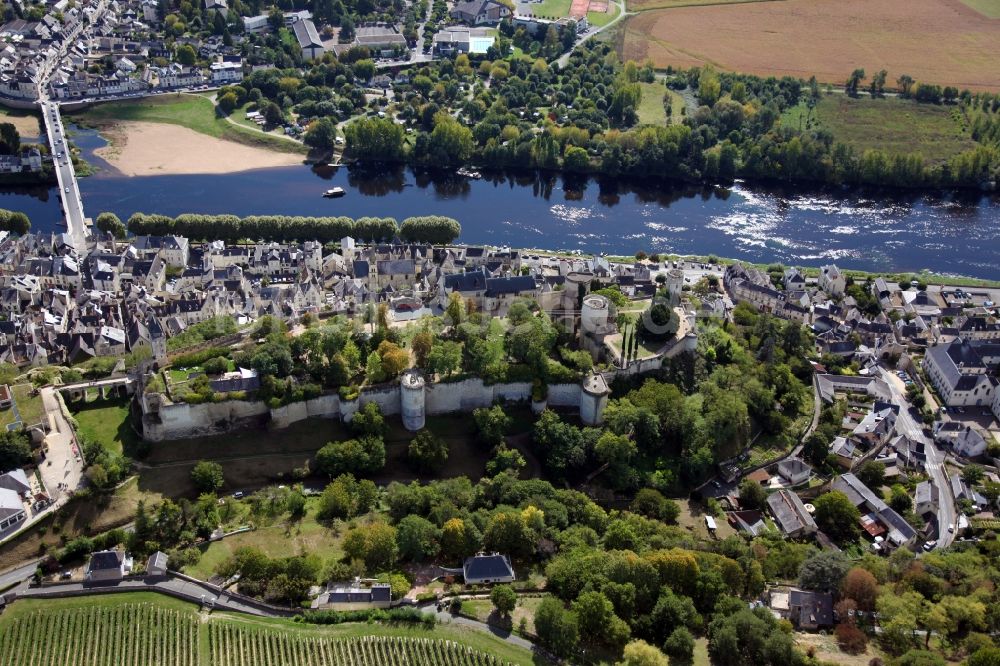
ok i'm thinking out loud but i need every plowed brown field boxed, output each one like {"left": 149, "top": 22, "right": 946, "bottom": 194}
{"left": 621, "top": 0, "right": 1000, "bottom": 91}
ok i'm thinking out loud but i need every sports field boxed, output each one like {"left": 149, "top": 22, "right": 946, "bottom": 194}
{"left": 620, "top": 0, "right": 1000, "bottom": 90}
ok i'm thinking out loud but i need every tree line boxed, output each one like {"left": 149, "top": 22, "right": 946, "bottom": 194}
{"left": 124, "top": 212, "right": 461, "bottom": 244}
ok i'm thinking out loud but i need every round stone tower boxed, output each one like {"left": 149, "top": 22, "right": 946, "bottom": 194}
{"left": 400, "top": 369, "right": 426, "bottom": 432}
{"left": 581, "top": 294, "right": 609, "bottom": 336}
{"left": 579, "top": 372, "right": 610, "bottom": 426}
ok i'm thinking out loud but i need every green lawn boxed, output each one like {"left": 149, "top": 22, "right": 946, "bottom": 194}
{"left": 461, "top": 595, "right": 548, "bottom": 635}
{"left": 637, "top": 81, "right": 668, "bottom": 125}
{"left": 524, "top": 0, "right": 572, "bottom": 18}
{"left": 782, "top": 95, "right": 978, "bottom": 165}
{"left": 183, "top": 496, "right": 344, "bottom": 580}
{"left": 587, "top": 1, "right": 621, "bottom": 26}
{"left": 71, "top": 94, "right": 306, "bottom": 155}
{"left": 11, "top": 384, "right": 45, "bottom": 428}
{"left": 959, "top": 0, "right": 1000, "bottom": 17}
{"left": 70, "top": 399, "right": 138, "bottom": 456}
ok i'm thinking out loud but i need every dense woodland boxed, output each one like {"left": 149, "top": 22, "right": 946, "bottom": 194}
{"left": 216, "top": 41, "right": 1000, "bottom": 190}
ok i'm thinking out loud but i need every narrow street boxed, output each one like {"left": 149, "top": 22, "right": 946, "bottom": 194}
{"left": 877, "top": 367, "right": 956, "bottom": 549}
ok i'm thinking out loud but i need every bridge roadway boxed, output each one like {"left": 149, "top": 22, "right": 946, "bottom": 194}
{"left": 41, "top": 101, "right": 88, "bottom": 254}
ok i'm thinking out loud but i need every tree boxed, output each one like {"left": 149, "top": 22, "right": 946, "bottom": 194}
{"left": 490, "top": 584, "right": 517, "bottom": 617}
{"left": 474, "top": 405, "right": 511, "bottom": 448}
{"left": 813, "top": 490, "right": 861, "bottom": 544}
{"left": 426, "top": 341, "right": 462, "bottom": 378}
{"left": 738, "top": 478, "right": 768, "bottom": 511}
{"left": 190, "top": 460, "right": 224, "bottom": 493}
{"left": 343, "top": 521, "right": 397, "bottom": 570}
{"left": 640, "top": 302, "right": 679, "bottom": 340}
{"left": 969, "top": 647, "right": 1000, "bottom": 666}
{"left": 407, "top": 429, "right": 448, "bottom": 473}
{"left": 95, "top": 212, "right": 126, "bottom": 239}
{"left": 563, "top": 145, "right": 590, "bottom": 172}
{"left": 0, "top": 430, "right": 32, "bottom": 473}
{"left": 534, "top": 597, "right": 579, "bottom": 658}
{"left": 399, "top": 216, "right": 462, "bottom": 245}
{"left": 316, "top": 474, "right": 377, "bottom": 520}
{"left": 0, "top": 209, "right": 30, "bottom": 236}
{"left": 893, "top": 650, "right": 946, "bottom": 666}
{"left": 441, "top": 517, "right": 476, "bottom": 560}
{"left": 573, "top": 590, "right": 630, "bottom": 649}
{"left": 799, "top": 550, "right": 850, "bottom": 593}
{"left": 846, "top": 68, "right": 865, "bottom": 96}
{"left": 856, "top": 461, "right": 886, "bottom": 490}
{"left": 0, "top": 122, "right": 19, "bottom": 154}
{"left": 175, "top": 43, "right": 196, "bottom": 65}
{"left": 343, "top": 117, "right": 404, "bottom": 161}
{"left": 888, "top": 484, "right": 913, "bottom": 514}
{"left": 482, "top": 510, "right": 532, "bottom": 558}
{"left": 315, "top": 436, "right": 385, "bottom": 476}
{"left": 411, "top": 331, "right": 433, "bottom": 369}
{"left": 339, "top": 17, "right": 355, "bottom": 42}
{"left": 351, "top": 402, "right": 387, "bottom": 438}
{"left": 697, "top": 67, "right": 721, "bottom": 106}
{"left": 663, "top": 627, "right": 695, "bottom": 663}
{"left": 304, "top": 117, "right": 338, "bottom": 152}
{"left": 841, "top": 567, "right": 878, "bottom": 611}
{"left": 217, "top": 91, "right": 238, "bottom": 114}
{"left": 630, "top": 488, "right": 679, "bottom": 522}
{"left": 835, "top": 623, "right": 867, "bottom": 655}
{"left": 396, "top": 514, "right": 440, "bottom": 561}
{"left": 619, "top": 639, "right": 670, "bottom": 666}
{"left": 426, "top": 113, "right": 474, "bottom": 164}
{"left": 261, "top": 101, "right": 284, "bottom": 126}
{"left": 802, "top": 432, "right": 830, "bottom": 467}
{"left": 486, "top": 445, "right": 526, "bottom": 476}
{"left": 962, "top": 464, "right": 985, "bottom": 485}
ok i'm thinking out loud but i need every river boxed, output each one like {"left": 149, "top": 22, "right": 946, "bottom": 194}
{"left": 2, "top": 126, "right": 998, "bottom": 279}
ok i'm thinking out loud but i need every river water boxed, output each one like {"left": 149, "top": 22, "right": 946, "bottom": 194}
{"left": 2, "top": 126, "right": 998, "bottom": 279}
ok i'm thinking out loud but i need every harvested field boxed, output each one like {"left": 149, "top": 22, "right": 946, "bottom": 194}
{"left": 621, "top": 0, "right": 1000, "bottom": 91}
{"left": 627, "top": 0, "right": 776, "bottom": 11}
{"left": 959, "top": 0, "right": 1000, "bottom": 16}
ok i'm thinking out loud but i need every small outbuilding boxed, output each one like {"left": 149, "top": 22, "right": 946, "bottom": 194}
{"left": 146, "top": 551, "right": 169, "bottom": 578}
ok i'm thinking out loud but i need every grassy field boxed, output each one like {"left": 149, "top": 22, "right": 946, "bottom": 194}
{"left": 0, "top": 592, "right": 536, "bottom": 666}
{"left": 460, "top": 595, "right": 548, "bottom": 634}
{"left": 183, "top": 496, "right": 345, "bottom": 580}
{"left": 522, "top": 0, "right": 572, "bottom": 17}
{"left": 959, "top": 0, "right": 1000, "bottom": 17}
{"left": 70, "top": 399, "right": 137, "bottom": 456}
{"left": 11, "top": 384, "right": 45, "bottom": 428}
{"left": 71, "top": 94, "right": 306, "bottom": 154}
{"left": 637, "top": 82, "right": 668, "bottom": 125}
{"left": 619, "top": 0, "right": 1000, "bottom": 90}
{"left": 587, "top": 1, "right": 621, "bottom": 26}
{"left": 782, "top": 95, "right": 977, "bottom": 165}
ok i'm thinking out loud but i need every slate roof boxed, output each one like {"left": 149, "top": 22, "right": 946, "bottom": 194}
{"left": 485, "top": 276, "right": 536, "bottom": 296}
{"left": 443, "top": 269, "right": 487, "bottom": 292}
{"left": 87, "top": 549, "right": 125, "bottom": 571}
{"left": 463, "top": 553, "right": 514, "bottom": 581}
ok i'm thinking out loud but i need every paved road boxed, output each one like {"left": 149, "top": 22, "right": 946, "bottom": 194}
{"left": 0, "top": 561, "right": 41, "bottom": 591}
{"left": 555, "top": 0, "right": 629, "bottom": 68}
{"left": 417, "top": 601, "right": 539, "bottom": 653}
{"left": 42, "top": 102, "right": 88, "bottom": 253}
{"left": 877, "top": 367, "right": 956, "bottom": 549}
{"left": 18, "top": 576, "right": 274, "bottom": 616}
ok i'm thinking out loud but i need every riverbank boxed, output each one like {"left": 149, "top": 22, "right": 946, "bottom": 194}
{"left": 68, "top": 93, "right": 308, "bottom": 155}
{"left": 90, "top": 121, "right": 306, "bottom": 176}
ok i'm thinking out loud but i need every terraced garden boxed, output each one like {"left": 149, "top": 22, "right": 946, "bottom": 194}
{"left": 0, "top": 593, "right": 534, "bottom": 665}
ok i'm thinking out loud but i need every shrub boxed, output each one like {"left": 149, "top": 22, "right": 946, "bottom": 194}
{"left": 836, "top": 623, "right": 868, "bottom": 655}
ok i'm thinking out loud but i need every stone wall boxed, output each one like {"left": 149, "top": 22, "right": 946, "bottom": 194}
{"left": 144, "top": 399, "right": 269, "bottom": 440}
